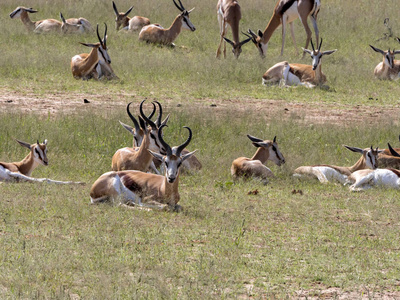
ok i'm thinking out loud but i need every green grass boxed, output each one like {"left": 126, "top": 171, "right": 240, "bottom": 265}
{"left": 2, "top": 0, "right": 400, "bottom": 298}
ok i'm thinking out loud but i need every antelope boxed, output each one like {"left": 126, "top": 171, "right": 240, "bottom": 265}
{"left": 60, "top": 12, "right": 93, "bottom": 33}
{"left": 262, "top": 39, "right": 336, "bottom": 88}
{"left": 138, "top": 0, "right": 195, "bottom": 47}
{"left": 9, "top": 6, "right": 62, "bottom": 33}
{"left": 369, "top": 45, "right": 400, "bottom": 80}
{"left": 231, "top": 135, "right": 285, "bottom": 184}
{"left": 112, "top": 100, "right": 164, "bottom": 173}
{"left": 246, "top": 0, "right": 320, "bottom": 58}
{"left": 377, "top": 143, "right": 400, "bottom": 169}
{"left": 216, "top": 0, "right": 251, "bottom": 59}
{"left": 112, "top": 1, "right": 150, "bottom": 32}
{"left": 293, "top": 145, "right": 380, "bottom": 184}
{"left": 0, "top": 139, "right": 84, "bottom": 185}
{"left": 71, "top": 24, "right": 116, "bottom": 80}
{"left": 90, "top": 125, "right": 196, "bottom": 211}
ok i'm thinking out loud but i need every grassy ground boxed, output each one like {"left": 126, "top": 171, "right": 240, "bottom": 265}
{"left": 1, "top": 0, "right": 400, "bottom": 298}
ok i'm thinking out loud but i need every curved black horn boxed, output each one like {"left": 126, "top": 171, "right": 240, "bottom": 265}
{"left": 139, "top": 100, "right": 157, "bottom": 130}
{"left": 173, "top": 0, "right": 183, "bottom": 11}
{"left": 96, "top": 24, "right": 101, "bottom": 43}
{"left": 126, "top": 102, "right": 140, "bottom": 132}
{"left": 112, "top": 1, "right": 119, "bottom": 16}
{"left": 388, "top": 143, "right": 400, "bottom": 157}
{"left": 147, "top": 102, "right": 156, "bottom": 120}
{"left": 318, "top": 38, "right": 323, "bottom": 51}
{"left": 176, "top": 126, "right": 192, "bottom": 157}
{"left": 310, "top": 39, "right": 315, "bottom": 51}
{"left": 158, "top": 125, "right": 172, "bottom": 156}
{"left": 273, "top": 136, "right": 277, "bottom": 143}
{"left": 103, "top": 23, "right": 108, "bottom": 46}
{"left": 152, "top": 101, "right": 163, "bottom": 127}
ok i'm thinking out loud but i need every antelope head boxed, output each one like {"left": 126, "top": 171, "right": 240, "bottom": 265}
{"left": 79, "top": 24, "right": 111, "bottom": 64}
{"left": 173, "top": 0, "right": 196, "bottom": 32}
{"left": 302, "top": 39, "right": 337, "bottom": 70}
{"left": 246, "top": 29, "right": 268, "bottom": 58}
{"left": 149, "top": 125, "right": 196, "bottom": 183}
{"left": 344, "top": 145, "right": 380, "bottom": 169}
{"left": 16, "top": 139, "right": 49, "bottom": 166}
{"left": 9, "top": 7, "right": 38, "bottom": 19}
{"left": 370, "top": 45, "right": 400, "bottom": 69}
{"left": 247, "top": 135, "right": 286, "bottom": 166}
{"left": 112, "top": 1, "right": 133, "bottom": 30}
{"left": 60, "top": 12, "right": 83, "bottom": 34}
{"left": 224, "top": 33, "right": 252, "bottom": 59}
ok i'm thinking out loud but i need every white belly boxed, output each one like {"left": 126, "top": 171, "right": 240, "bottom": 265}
{"left": 284, "top": 2, "right": 299, "bottom": 23}
{"left": 0, "top": 166, "right": 12, "bottom": 181}
{"left": 313, "top": 166, "right": 348, "bottom": 184}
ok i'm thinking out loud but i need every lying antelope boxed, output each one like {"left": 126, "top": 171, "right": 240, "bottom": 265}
{"left": 9, "top": 6, "right": 62, "bottom": 33}
{"left": 369, "top": 45, "right": 400, "bottom": 80}
{"left": 262, "top": 39, "right": 337, "bottom": 88}
{"left": 0, "top": 139, "right": 83, "bottom": 185}
{"left": 112, "top": 1, "right": 150, "bottom": 31}
{"left": 231, "top": 135, "right": 285, "bottom": 184}
{"left": 90, "top": 125, "right": 196, "bottom": 211}
{"left": 112, "top": 100, "right": 163, "bottom": 173}
{"left": 60, "top": 12, "right": 93, "bottom": 33}
{"left": 293, "top": 145, "right": 380, "bottom": 184}
{"left": 216, "top": 0, "right": 251, "bottom": 59}
{"left": 138, "top": 0, "right": 195, "bottom": 47}
{"left": 246, "top": 0, "right": 320, "bottom": 58}
{"left": 71, "top": 24, "right": 116, "bottom": 80}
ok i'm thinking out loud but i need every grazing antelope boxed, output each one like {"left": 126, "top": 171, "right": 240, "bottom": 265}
{"left": 262, "top": 39, "right": 336, "bottom": 88}
{"left": 138, "top": 0, "right": 195, "bottom": 47}
{"left": 60, "top": 12, "right": 93, "bottom": 33}
{"left": 216, "top": 0, "right": 251, "bottom": 59}
{"left": 231, "top": 135, "right": 285, "bottom": 184}
{"left": 112, "top": 1, "right": 150, "bottom": 31}
{"left": 369, "top": 45, "right": 400, "bottom": 80}
{"left": 90, "top": 125, "right": 196, "bottom": 211}
{"left": 71, "top": 24, "right": 116, "bottom": 80}
{"left": 112, "top": 100, "right": 163, "bottom": 173}
{"left": 246, "top": 0, "right": 320, "bottom": 58}
{"left": 293, "top": 145, "right": 380, "bottom": 184}
{"left": 0, "top": 139, "right": 84, "bottom": 185}
{"left": 9, "top": 6, "right": 62, "bottom": 33}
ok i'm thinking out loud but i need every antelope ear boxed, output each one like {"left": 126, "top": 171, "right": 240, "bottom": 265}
{"left": 257, "top": 29, "right": 263, "bottom": 38}
{"left": 119, "top": 121, "right": 134, "bottom": 135}
{"left": 148, "top": 150, "right": 164, "bottom": 162}
{"left": 15, "top": 139, "right": 31, "bottom": 150}
{"left": 79, "top": 42, "right": 98, "bottom": 48}
{"left": 124, "top": 6, "right": 133, "bottom": 16}
{"left": 369, "top": 45, "right": 384, "bottom": 55}
{"left": 181, "top": 150, "right": 197, "bottom": 161}
{"left": 343, "top": 145, "right": 363, "bottom": 154}
{"left": 43, "top": 139, "right": 48, "bottom": 145}
{"left": 302, "top": 48, "right": 312, "bottom": 55}
{"left": 322, "top": 49, "right": 337, "bottom": 56}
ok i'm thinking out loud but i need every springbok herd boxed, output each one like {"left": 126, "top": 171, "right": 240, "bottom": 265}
{"left": 4, "top": 0, "right": 400, "bottom": 211}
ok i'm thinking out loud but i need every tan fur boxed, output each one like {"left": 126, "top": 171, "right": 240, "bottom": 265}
{"left": 139, "top": 15, "right": 185, "bottom": 45}
{"left": 71, "top": 48, "right": 99, "bottom": 79}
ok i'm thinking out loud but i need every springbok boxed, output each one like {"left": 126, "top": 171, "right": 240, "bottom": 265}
{"left": 60, "top": 12, "right": 93, "bottom": 33}
{"left": 369, "top": 45, "right": 400, "bottom": 80}
{"left": 246, "top": 0, "right": 320, "bottom": 58}
{"left": 262, "top": 39, "right": 336, "bottom": 88}
{"left": 112, "top": 1, "right": 150, "bottom": 31}
{"left": 90, "top": 125, "right": 196, "bottom": 211}
{"left": 71, "top": 24, "right": 116, "bottom": 80}
{"left": 138, "top": 0, "right": 195, "bottom": 47}
{"left": 231, "top": 135, "right": 285, "bottom": 184}
{"left": 9, "top": 6, "right": 61, "bottom": 33}
{"left": 0, "top": 139, "right": 83, "bottom": 185}
{"left": 216, "top": 0, "right": 251, "bottom": 59}
{"left": 293, "top": 145, "right": 380, "bottom": 184}
{"left": 112, "top": 100, "right": 163, "bottom": 173}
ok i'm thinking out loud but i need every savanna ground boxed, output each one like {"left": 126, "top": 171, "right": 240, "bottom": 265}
{"left": 1, "top": 0, "right": 400, "bottom": 299}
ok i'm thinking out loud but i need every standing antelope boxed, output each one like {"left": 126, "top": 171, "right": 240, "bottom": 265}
{"left": 60, "top": 12, "right": 93, "bottom": 33}
{"left": 138, "top": 0, "right": 195, "bottom": 47}
{"left": 369, "top": 45, "right": 400, "bottom": 80}
{"left": 262, "top": 39, "right": 336, "bottom": 87}
{"left": 9, "top": 6, "right": 62, "bottom": 33}
{"left": 246, "top": 0, "right": 320, "bottom": 58}
{"left": 112, "top": 1, "right": 150, "bottom": 32}
{"left": 90, "top": 125, "right": 196, "bottom": 211}
{"left": 71, "top": 24, "right": 116, "bottom": 80}
{"left": 216, "top": 0, "right": 251, "bottom": 59}
{"left": 231, "top": 135, "right": 285, "bottom": 184}
{"left": 293, "top": 145, "right": 380, "bottom": 184}
{"left": 0, "top": 139, "right": 83, "bottom": 185}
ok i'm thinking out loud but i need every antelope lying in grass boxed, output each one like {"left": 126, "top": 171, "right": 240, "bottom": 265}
{"left": 216, "top": 0, "right": 251, "bottom": 59}
{"left": 112, "top": 100, "right": 165, "bottom": 173}
{"left": 347, "top": 144, "right": 400, "bottom": 191}
{"left": 71, "top": 24, "right": 117, "bottom": 80}
{"left": 262, "top": 39, "right": 336, "bottom": 88}
{"left": 138, "top": 0, "right": 195, "bottom": 47}
{"left": 60, "top": 12, "right": 93, "bottom": 34}
{"left": 0, "top": 139, "right": 83, "bottom": 185}
{"left": 10, "top": 6, "right": 62, "bottom": 33}
{"left": 231, "top": 135, "right": 285, "bottom": 184}
{"left": 112, "top": 1, "right": 150, "bottom": 32}
{"left": 293, "top": 145, "right": 380, "bottom": 184}
{"left": 369, "top": 45, "right": 400, "bottom": 80}
{"left": 90, "top": 125, "right": 196, "bottom": 211}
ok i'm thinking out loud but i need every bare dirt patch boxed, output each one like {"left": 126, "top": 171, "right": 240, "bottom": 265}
{"left": 0, "top": 88, "right": 399, "bottom": 126}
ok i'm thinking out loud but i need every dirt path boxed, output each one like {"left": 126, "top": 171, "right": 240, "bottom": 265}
{"left": 0, "top": 88, "right": 398, "bottom": 126}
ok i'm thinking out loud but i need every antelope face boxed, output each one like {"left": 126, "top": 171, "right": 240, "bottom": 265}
{"left": 181, "top": 11, "right": 195, "bottom": 31}
{"left": 364, "top": 147, "right": 379, "bottom": 170}
{"left": 149, "top": 129, "right": 167, "bottom": 154}
{"left": 247, "top": 30, "right": 268, "bottom": 58}
{"left": 384, "top": 51, "right": 395, "bottom": 69}
{"left": 268, "top": 141, "right": 286, "bottom": 166}
{"left": 33, "top": 140, "right": 49, "bottom": 166}
{"left": 98, "top": 44, "right": 111, "bottom": 64}
{"left": 310, "top": 51, "right": 322, "bottom": 71}
{"left": 164, "top": 155, "right": 182, "bottom": 183}
{"left": 9, "top": 7, "right": 37, "bottom": 19}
